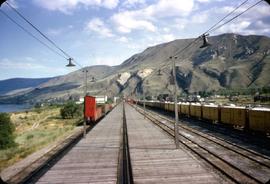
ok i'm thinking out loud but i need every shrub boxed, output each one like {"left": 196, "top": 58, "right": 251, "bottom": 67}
{"left": 26, "top": 134, "right": 34, "bottom": 140}
{"left": 60, "top": 102, "right": 80, "bottom": 119}
{"left": 0, "top": 113, "right": 16, "bottom": 149}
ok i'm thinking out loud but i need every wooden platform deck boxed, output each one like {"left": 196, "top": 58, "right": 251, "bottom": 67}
{"left": 36, "top": 104, "right": 123, "bottom": 184}
{"left": 125, "top": 104, "right": 227, "bottom": 184}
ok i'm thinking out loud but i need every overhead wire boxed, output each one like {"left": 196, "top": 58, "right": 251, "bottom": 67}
{"left": 208, "top": 0, "right": 264, "bottom": 34}
{"left": 136, "top": 0, "right": 264, "bottom": 95}
{"left": 204, "top": 0, "right": 249, "bottom": 34}
{"left": 139, "top": 0, "right": 251, "bottom": 86}
{"left": 5, "top": 2, "right": 71, "bottom": 58}
{"left": 3, "top": 1, "right": 83, "bottom": 68}
{"left": 1, "top": 0, "right": 265, "bottom": 86}
{"left": 0, "top": 9, "right": 68, "bottom": 60}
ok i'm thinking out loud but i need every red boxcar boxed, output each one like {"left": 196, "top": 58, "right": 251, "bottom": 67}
{"left": 84, "top": 96, "right": 96, "bottom": 122}
{"left": 95, "top": 107, "right": 103, "bottom": 121}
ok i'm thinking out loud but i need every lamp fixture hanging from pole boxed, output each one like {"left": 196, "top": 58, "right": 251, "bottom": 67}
{"left": 66, "top": 58, "right": 76, "bottom": 67}
{"left": 157, "top": 69, "right": 162, "bottom": 76}
{"left": 90, "top": 76, "right": 96, "bottom": 83}
{"left": 200, "top": 34, "right": 211, "bottom": 48}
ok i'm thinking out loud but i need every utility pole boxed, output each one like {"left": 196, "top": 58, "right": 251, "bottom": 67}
{"left": 171, "top": 56, "right": 180, "bottom": 149}
{"left": 143, "top": 91, "right": 146, "bottom": 118}
{"left": 83, "top": 69, "right": 88, "bottom": 138}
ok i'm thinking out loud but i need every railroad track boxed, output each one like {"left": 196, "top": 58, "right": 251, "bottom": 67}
{"left": 132, "top": 104, "right": 270, "bottom": 184}
{"left": 7, "top": 124, "right": 95, "bottom": 184}
{"left": 118, "top": 103, "right": 134, "bottom": 184}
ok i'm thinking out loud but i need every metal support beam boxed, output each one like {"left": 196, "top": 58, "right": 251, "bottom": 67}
{"left": 143, "top": 92, "right": 146, "bottom": 118}
{"left": 172, "top": 56, "right": 180, "bottom": 149}
{"left": 83, "top": 69, "right": 88, "bottom": 138}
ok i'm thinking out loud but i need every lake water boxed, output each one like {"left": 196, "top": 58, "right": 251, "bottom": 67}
{"left": 0, "top": 104, "right": 33, "bottom": 113}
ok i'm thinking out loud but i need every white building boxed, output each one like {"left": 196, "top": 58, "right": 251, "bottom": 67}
{"left": 95, "top": 95, "right": 107, "bottom": 104}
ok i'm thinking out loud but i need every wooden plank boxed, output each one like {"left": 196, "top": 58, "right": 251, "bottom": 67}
{"left": 36, "top": 104, "right": 123, "bottom": 184}
{"left": 125, "top": 104, "right": 227, "bottom": 184}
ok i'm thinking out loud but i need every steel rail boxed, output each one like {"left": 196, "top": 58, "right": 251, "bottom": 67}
{"left": 143, "top": 106, "right": 270, "bottom": 168}
{"left": 132, "top": 104, "right": 267, "bottom": 184}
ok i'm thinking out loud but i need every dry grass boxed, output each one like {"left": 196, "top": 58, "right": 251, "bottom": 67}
{"left": 0, "top": 106, "right": 81, "bottom": 172}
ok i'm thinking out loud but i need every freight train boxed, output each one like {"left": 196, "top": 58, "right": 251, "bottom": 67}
{"left": 136, "top": 101, "right": 270, "bottom": 134}
{"left": 84, "top": 95, "right": 114, "bottom": 123}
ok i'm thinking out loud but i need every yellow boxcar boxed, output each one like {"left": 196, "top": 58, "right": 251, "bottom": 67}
{"left": 190, "top": 103, "right": 202, "bottom": 119}
{"left": 220, "top": 106, "right": 246, "bottom": 127}
{"left": 168, "top": 103, "right": 174, "bottom": 112}
{"left": 249, "top": 108, "right": 270, "bottom": 133}
{"left": 164, "top": 102, "right": 169, "bottom": 111}
{"left": 181, "top": 103, "right": 190, "bottom": 116}
{"left": 202, "top": 105, "right": 219, "bottom": 122}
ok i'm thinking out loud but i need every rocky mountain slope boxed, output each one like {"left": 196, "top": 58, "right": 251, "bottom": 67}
{"left": 0, "top": 33, "right": 269, "bottom": 103}
{"left": 0, "top": 78, "right": 53, "bottom": 95}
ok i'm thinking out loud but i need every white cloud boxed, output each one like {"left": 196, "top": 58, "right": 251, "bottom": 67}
{"left": 127, "top": 43, "right": 143, "bottom": 50}
{"left": 163, "top": 27, "right": 170, "bottom": 33}
{"left": 191, "top": 12, "right": 208, "bottom": 24}
{"left": 103, "top": 0, "right": 119, "bottom": 9}
{"left": 0, "top": 57, "right": 69, "bottom": 73}
{"left": 210, "top": 3, "right": 270, "bottom": 35}
{"left": 122, "top": 0, "right": 146, "bottom": 7}
{"left": 174, "top": 18, "right": 188, "bottom": 30}
{"left": 214, "top": 20, "right": 251, "bottom": 34}
{"left": 144, "top": 34, "right": 176, "bottom": 47}
{"left": 149, "top": 0, "right": 194, "bottom": 18}
{"left": 214, "top": 19, "right": 270, "bottom": 36}
{"left": 195, "top": 0, "right": 225, "bottom": 3}
{"left": 117, "top": 36, "right": 129, "bottom": 43}
{"left": 162, "top": 34, "right": 176, "bottom": 42}
{"left": 86, "top": 18, "right": 114, "bottom": 37}
{"left": 112, "top": 12, "right": 156, "bottom": 33}
{"left": 33, "top": 0, "right": 119, "bottom": 13}
{"left": 218, "top": 3, "right": 270, "bottom": 18}
{"left": 0, "top": 58, "right": 45, "bottom": 70}
{"left": 112, "top": 0, "right": 194, "bottom": 33}
{"left": 92, "top": 56, "right": 122, "bottom": 66}
{"left": 47, "top": 29, "right": 63, "bottom": 36}
{"left": 196, "top": 0, "right": 210, "bottom": 2}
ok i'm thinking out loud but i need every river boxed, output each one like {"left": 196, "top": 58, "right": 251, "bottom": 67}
{"left": 0, "top": 104, "right": 33, "bottom": 113}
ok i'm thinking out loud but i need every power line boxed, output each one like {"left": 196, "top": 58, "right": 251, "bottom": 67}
{"left": 208, "top": 0, "right": 264, "bottom": 34}
{"left": 171, "top": 0, "right": 252, "bottom": 59}
{"left": 4, "top": 1, "right": 83, "bottom": 68}
{"left": 205, "top": 0, "right": 249, "bottom": 34}
{"left": 5, "top": 2, "right": 71, "bottom": 58}
{"left": 0, "top": 9, "right": 68, "bottom": 60}
{"left": 137, "top": 0, "right": 264, "bottom": 93}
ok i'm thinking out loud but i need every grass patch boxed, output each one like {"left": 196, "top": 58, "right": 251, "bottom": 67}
{"left": 0, "top": 106, "right": 80, "bottom": 172}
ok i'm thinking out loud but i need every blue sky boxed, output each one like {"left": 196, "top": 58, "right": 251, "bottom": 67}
{"left": 0, "top": 0, "right": 269, "bottom": 80}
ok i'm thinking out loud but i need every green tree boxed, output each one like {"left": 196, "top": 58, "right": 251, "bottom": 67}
{"left": 0, "top": 113, "right": 16, "bottom": 149}
{"left": 60, "top": 102, "right": 80, "bottom": 119}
